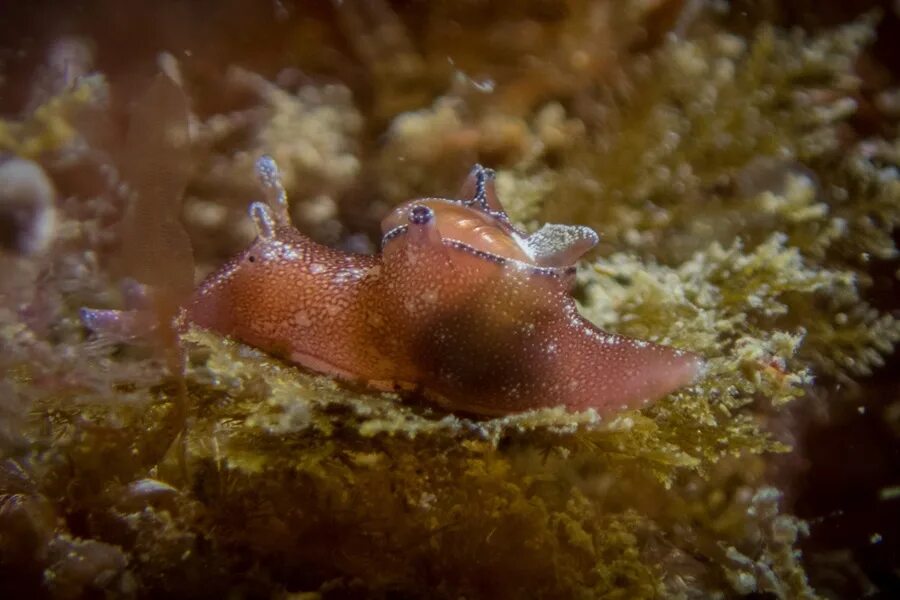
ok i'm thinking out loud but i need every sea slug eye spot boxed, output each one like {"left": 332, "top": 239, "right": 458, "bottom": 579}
{"left": 409, "top": 204, "right": 434, "bottom": 225}
{"left": 248, "top": 255, "right": 256, "bottom": 263}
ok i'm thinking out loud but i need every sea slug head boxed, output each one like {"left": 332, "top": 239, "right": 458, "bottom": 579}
{"left": 185, "top": 156, "right": 312, "bottom": 336}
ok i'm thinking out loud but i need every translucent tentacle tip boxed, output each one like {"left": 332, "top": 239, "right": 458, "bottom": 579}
{"left": 255, "top": 155, "right": 281, "bottom": 190}
{"left": 254, "top": 154, "right": 290, "bottom": 226}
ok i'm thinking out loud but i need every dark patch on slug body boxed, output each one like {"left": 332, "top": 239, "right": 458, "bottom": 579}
{"left": 407, "top": 300, "right": 553, "bottom": 402}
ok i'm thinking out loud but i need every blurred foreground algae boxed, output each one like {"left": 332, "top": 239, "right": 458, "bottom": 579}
{"left": 1, "top": 1, "right": 899, "bottom": 598}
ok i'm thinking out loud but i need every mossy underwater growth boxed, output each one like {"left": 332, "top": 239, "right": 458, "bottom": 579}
{"left": 1, "top": 2, "right": 899, "bottom": 598}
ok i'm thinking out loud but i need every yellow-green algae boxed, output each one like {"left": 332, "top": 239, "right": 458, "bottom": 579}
{"left": 1, "top": 5, "right": 899, "bottom": 599}
{"left": 0, "top": 76, "right": 107, "bottom": 160}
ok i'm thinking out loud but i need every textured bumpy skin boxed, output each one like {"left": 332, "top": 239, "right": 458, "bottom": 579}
{"left": 182, "top": 157, "right": 703, "bottom": 416}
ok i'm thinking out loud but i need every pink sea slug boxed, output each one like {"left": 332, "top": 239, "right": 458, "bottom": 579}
{"left": 86, "top": 157, "right": 703, "bottom": 416}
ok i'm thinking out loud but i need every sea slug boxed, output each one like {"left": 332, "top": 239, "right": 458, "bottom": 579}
{"left": 87, "top": 157, "right": 703, "bottom": 416}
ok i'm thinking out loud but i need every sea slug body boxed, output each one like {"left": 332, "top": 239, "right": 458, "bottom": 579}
{"left": 88, "top": 157, "right": 704, "bottom": 416}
